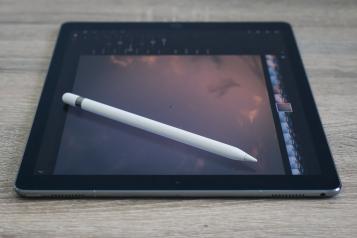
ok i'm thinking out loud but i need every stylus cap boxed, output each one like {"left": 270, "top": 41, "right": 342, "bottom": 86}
{"left": 62, "top": 93, "right": 79, "bottom": 107}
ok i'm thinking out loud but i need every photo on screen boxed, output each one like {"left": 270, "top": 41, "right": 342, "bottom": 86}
{"left": 54, "top": 55, "right": 286, "bottom": 175}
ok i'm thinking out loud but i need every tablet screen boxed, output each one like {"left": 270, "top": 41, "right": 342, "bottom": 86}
{"left": 56, "top": 55, "right": 287, "bottom": 175}
{"left": 34, "top": 26, "right": 321, "bottom": 176}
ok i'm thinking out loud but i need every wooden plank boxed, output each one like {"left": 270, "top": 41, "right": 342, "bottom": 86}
{"left": 0, "top": 0, "right": 356, "bottom": 237}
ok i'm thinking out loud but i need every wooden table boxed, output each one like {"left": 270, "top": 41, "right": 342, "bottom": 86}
{"left": 0, "top": 0, "right": 356, "bottom": 237}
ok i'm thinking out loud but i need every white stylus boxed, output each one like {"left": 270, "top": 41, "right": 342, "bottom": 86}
{"left": 62, "top": 93, "right": 257, "bottom": 162}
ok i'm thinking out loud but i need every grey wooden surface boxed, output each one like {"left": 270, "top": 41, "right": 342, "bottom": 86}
{"left": 0, "top": 0, "right": 356, "bottom": 237}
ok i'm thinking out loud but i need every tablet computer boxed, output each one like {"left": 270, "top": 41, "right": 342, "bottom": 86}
{"left": 15, "top": 22, "right": 341, "bottom": 197}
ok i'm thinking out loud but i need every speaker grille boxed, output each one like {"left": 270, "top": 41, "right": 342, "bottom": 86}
{"left": 271, "top": 194, "right": 305, "bottom": 198}
{"left": 49, "top": 194, "right": 84, "bottom": 198}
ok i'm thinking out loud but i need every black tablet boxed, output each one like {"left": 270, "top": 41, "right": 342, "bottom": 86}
{"left": 15, "top": 22, "right": 341, "bottom": 197}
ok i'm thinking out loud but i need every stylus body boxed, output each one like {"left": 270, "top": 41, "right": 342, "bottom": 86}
{"left": 62, "top": 93, "right": 257, "bottom": 162}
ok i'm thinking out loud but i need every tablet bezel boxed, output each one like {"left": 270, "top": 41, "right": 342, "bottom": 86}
{"left": 15, "top": 22, "right": 341, "bottom": 196}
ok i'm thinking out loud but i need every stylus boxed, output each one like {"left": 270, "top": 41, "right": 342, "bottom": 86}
{"left": 62, "top": 93, "right": 257, "bottom": 162}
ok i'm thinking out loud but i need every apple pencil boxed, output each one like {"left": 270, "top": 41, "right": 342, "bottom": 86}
{"left": 62, "top": 93, "right": 257, "bottom": 162}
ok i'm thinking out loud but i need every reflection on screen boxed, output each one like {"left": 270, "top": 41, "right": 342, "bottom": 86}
{"left": 54, "top": 55, "right": 286, "bottom": 175}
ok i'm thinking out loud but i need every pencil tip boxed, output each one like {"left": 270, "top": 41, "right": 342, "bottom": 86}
{"left": 245, "top": 154, "right": 258, "bottom": 162}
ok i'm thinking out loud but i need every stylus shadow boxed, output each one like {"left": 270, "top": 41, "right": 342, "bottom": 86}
{"left": 72, "top": 108, "right": 256, "bottom": 174}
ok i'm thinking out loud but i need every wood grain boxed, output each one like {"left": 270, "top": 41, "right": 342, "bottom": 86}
{"left": 0, "top": 0, "right": 356, "bottom": 237}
